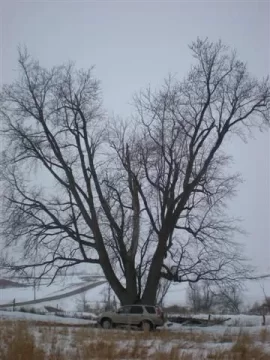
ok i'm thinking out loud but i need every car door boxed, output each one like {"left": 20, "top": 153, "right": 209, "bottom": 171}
{"left": 129, "top": 305, "right": 144, "bottom": 325}
{"left": 114, "top": 306, "right": 131, "bottom": 325}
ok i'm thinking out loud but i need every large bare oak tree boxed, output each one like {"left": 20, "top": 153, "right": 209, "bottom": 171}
{"left": 0, "top": 39, "right": 269, "bottom": 305}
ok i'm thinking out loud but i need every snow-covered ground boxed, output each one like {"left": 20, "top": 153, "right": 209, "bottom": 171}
{"left": 1, "top": 310, "right": 270, "bottom": 359}
{"left": 0, "top": 274, "right": 108, "bottom": 312}
{"left": 0, "top": 274, "right": 269, "bottom": 359}
{"left": 18, "top": 281, "right": 108, "bottom": 312}
{"left": 168, "top": 313, "right": 270, "bottom": 327}
{"left": 163, "top": 321, "right": 270, "bottom": 336}
{"left": 0, "top": 310, "right": 96, "bottom": 325}
{"left": 0, "top": 275, "right": 83, "bottom": 301}
{"left": 0, "top": 308, "right": 269, "bottom": 331}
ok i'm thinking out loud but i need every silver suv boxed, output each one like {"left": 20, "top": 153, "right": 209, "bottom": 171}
{"left": 97, "top": 304, "right": 165, "bottom": 331}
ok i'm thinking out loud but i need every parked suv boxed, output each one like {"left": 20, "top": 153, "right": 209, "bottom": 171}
{"left": 97, "top": 304, "right": 165, "bottom": 331}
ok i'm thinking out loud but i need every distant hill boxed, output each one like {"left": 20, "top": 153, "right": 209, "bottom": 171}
{"left": 0, "top": 279, "right": 29, "bottom": 288}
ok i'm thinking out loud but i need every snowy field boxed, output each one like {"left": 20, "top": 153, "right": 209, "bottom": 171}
{"left": 0, "top": 310, "right": 96, "bottom": 325}
{"left": 0, "top": 309, "right": 269, "bottom": 327}
{"left": 1, "top": 311, "right": 270, "bottom": 359}
{"left": 1, "top": 274, "right": 270, "bottom": 358}
{"left": 1, "top": 273, "right": 269, "bottom": 314}
{"left": 0, "top": 274, "right": 108, "bottom": 312}
{"left": 0, "top": 309, "right": 269, "bottom": 336}
{"left": 168, "top": 313, "right": 270, "bottom": 327}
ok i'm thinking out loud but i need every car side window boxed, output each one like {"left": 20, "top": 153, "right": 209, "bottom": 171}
{"left": 129, "top": 305, "right": 144, "bottom": 314}
{"left": 145, "top": 306, "right": 156, "bottom": 314}
{"left": 118, "top": 306, "right": 131, "bottom": 314}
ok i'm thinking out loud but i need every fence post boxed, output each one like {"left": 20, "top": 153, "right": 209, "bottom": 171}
{"left": 262, "top": 314, "right": 266, "bottom": 326}
{"left": 262, "top": 305, "right": 266, "bottom": 326}
{"left": 13, "top": 298, "right": 15, "bottom": 312}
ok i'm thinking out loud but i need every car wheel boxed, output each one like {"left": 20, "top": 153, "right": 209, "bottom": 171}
{"left": 101, "top": 318, "right": 112, "bottom": 329}
{"left": 141, "top": 320, "right": 152, "bottom": 332}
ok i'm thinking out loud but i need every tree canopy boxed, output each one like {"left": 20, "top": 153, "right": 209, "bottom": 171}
{"left": 0, "top": 39, "right": 269, "bottom": 305}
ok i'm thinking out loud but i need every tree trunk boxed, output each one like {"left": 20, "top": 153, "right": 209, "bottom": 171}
{"left": 124, "top": 260, "right": 139, "bottom": 305}
{"left": 100, "top": 256, "right": 139, "bottom": 306}
{"left": 141, "top": 234, "right": 167, "bottom": 305}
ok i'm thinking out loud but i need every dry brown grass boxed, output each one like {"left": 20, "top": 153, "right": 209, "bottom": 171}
{"left": 151, "top": 347, "right": 193, "bottom": 360}
{"left": 260, "top": 328, "right": 270, "bottom": 343}
{"left": 207, "top": 332, "right": 270, "bottom": 359}
{"left": 0, "top": 321, "right": 46, "bottom": 360}
{"left": 0, "top": 319, "right": 270, "bottom": 359}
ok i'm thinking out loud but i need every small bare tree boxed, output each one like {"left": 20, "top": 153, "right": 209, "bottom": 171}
{"left": 216, "top": 285, "right": 243, "bottom": 314}
{"left": 187, "top": 281, "right": 215, "bottom": 313}
{"left": 0, "top": 39, "right": 269, "bottom": 305}
{"left": 260, "top": 284, "right": 270, "bottom": 324}
{"left": 102, "top": 283, "right": 114, "bottom": 311}
{"left": 76, "top": 291, "right": 91, "bottom": 312}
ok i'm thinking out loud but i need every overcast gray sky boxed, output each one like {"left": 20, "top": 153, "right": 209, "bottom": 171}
{"left": 1, "top": 0, "right": 270, "bottom": 303}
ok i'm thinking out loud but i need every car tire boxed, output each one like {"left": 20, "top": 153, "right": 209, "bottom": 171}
{"left": 141, "top": 320, "right": 152, "bottom": 332}
{"left": 101, "top": 318, "right": 112, "bottom": 329}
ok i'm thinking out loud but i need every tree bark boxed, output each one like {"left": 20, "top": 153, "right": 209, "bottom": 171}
{"left": 141, "top": 233, "right": 168, "bottom": 305}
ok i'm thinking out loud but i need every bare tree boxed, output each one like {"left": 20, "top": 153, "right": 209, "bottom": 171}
{"left": 102, "top": 283, "right": 114, "bottom": 311}
{"left": 76, "top": 291, "right": 91, "bottom": 312}
{"left": 187, "top": 282, "right": 243, "bottom": 314}
{"left": 187, "top": 281, "right": 215, "bottom": 313}
{"left": 0, "top": 39, "right": 269, "bottom": 305}
{"left": 260, "top": 284, "right": 270, "bottom": 316}
{"left": 215, "top": 285, "right": 243, "bottom": 314}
